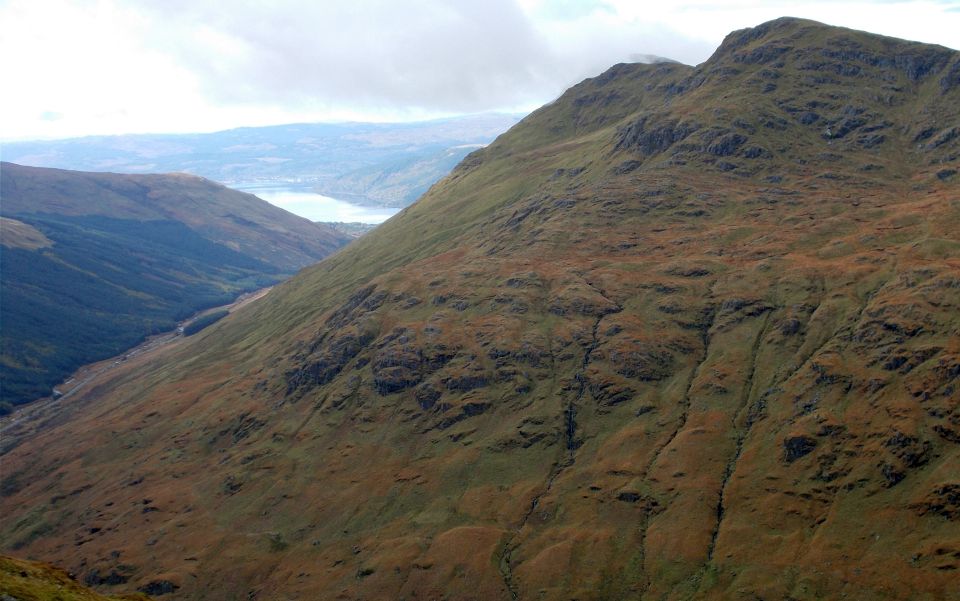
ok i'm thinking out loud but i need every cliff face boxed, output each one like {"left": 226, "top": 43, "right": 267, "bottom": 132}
{"left": 2, "top": 18, "right": 959, "bottom": 600}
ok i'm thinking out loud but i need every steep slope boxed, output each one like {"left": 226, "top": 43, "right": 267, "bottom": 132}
{"left": 0, "top": 163, "right": 350, "bottom": 406}
{"left": 1, "top": 18, "right": 959, "bottom": 601}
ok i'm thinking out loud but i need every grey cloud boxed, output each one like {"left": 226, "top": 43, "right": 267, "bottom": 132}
{"left": 134, "top": 0, "right": 713, "bottom": 113}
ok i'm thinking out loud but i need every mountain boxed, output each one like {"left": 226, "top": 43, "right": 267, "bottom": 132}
{"left": 2, "top": 17, "right": 959, "bottom": 600}
{"left": 1, "top": 114, "right": 521, "bottom": 208}
{"left": 0, "top": 162, "right": 350, "bottom": 407}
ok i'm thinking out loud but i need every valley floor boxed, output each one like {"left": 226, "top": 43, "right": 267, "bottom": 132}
{"left": 0, "top": 286, "right": 272, "bottom": 449}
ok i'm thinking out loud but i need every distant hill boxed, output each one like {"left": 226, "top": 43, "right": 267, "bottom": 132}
{"left": 319, "top": 221, "right": 379, "bottom": 238}
{"left": 2, "top": 114, "right": 521, "bottom": 208}
{"left": 311, "top": 142, "right": 487, "bottom": 207}
{"left": 1, "top": 18, "right": 958, "bottom": 601}
{"left": 0, "top": 162, "right": 350, "bottom": 407}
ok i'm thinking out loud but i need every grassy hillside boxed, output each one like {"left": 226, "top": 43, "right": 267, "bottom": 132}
{"left": 0, "top": 164, "right": 350, "bottom": 406}
{"left": 0, "top": 555, "right": 152, "bottom": 600}
{"left": 0, "top": 163, "right": 348, "bottom": 270}
{"left": 1, "top": 18, "right": 958, "bottom": 601}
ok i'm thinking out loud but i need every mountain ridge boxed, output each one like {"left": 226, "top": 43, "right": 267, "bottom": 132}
{"left": 1, "top": 17, "right": 958, "bottom": 600}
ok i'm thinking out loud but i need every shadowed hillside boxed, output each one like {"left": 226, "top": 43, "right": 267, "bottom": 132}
{"left": 1, "top": 18, "right": 958, "bottom": 600}
{"left": 0, "top": 163, "right": 350, "bottom": 406}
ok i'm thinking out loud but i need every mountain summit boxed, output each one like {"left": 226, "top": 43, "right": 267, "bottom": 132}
{"left": 2, "top": 18, "right": 958, "bottom": 600}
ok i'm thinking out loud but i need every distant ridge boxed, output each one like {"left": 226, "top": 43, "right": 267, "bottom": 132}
{"left": 1, "top": 113, "right": 522, "bottom": 208}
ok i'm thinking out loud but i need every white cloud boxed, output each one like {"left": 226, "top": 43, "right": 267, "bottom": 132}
{"left": 1, "top": 0, "right": 957, "bottom": 140}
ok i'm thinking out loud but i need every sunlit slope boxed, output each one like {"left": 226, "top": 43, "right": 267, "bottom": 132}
{"left": 0, "top": 555, "right": 152, "bottom": 600}
{"left": 1, "top": 18, "right": 958, "bottom": 601}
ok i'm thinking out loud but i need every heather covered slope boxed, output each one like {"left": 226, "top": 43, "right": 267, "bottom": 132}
{"left": 1, "top": 18, "right": 959, "bottom": 600}
{"left": 0, "top": 163, "right": 350, "bottom": 406}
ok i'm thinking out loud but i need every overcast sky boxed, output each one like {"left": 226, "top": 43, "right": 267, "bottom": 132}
{"left": 2, "top": 0, "right": 958, "bottom": 141}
